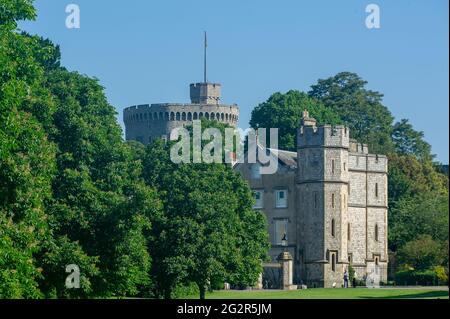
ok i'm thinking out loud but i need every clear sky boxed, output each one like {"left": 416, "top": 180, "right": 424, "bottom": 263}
{"left": 19, "top": 0, "right": 449, "bottom": 163}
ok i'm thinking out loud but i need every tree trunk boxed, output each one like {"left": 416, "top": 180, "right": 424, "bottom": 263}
{"left": 164, "top": 288, "right": 172, "bottom": 299}
{"left": 198, "top": 283, "right": 206, "bottom": 300}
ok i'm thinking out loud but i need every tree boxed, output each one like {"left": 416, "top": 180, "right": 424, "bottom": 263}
{"left": 250, "top": 90, "right": 341, "bottom": 151}
{"left": 397, "top": 235, "right": 446, "bottom": 271}
{"left": 40, "top": 68, "right": 162, "bottom": 297}
{"left": 392, "top": 119, "right": 433, "bottom": 162}
{"left": 389, "top": 191, "right": 448, "bottom": 251}
{"left": 143, "top": 140, "right": 269, "bottom": 299}
{"left": 308, "top": 72, "right": 395, "bottom": 154}
{"left": 0, "top": 0, "right": 56, "bottom": 297}
{"left": 388, "top": 153, "right": 448, "bottom": 207}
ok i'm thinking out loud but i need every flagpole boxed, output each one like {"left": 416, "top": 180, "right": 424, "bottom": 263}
{"left": 204, "top": 31, "right": 207, "bottom": 83}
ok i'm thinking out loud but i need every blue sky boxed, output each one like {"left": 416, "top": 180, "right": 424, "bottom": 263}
{"left": 19, "top": 0, "right": 449, "bottom": 162}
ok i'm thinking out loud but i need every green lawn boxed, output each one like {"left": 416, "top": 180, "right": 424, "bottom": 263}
{"left": 184, "top": 288, "right": 449, "bottom": 299}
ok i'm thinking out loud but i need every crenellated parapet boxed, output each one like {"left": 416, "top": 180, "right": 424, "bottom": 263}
{"left": 123, "top": 82, "right": 239, "bottom": 144}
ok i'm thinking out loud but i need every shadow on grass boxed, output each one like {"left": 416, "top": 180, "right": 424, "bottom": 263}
{"left": 361, "top": 291, "right": 449, "bottom": 299}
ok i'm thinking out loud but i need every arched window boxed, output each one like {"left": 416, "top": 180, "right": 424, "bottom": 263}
{"left": 199, "top": 112, "right": 204, "bottom": 118}
{"left": 193, "top": 112, "right": 198, "bottom": 120}
{"left": 225, "top": 114, "right": 229, "bottom": 121}
{"left": 205, "top": 113, "right": 210, "bottom": 120}
{"left": 176, "top": 112, "right": 180, "bottom": 121}
{"left": 221, "top": 113, "right": 224, "bottom": 121}
{"left": 210, "top": 113, "right": 215, "bottom": 120}
{"left": 165, "top": 112, "right": 169, "bottom": 120}
{"left": 187, "top": 112, "right": 192, "bottom": 121}
{"left": 182, "top": 112, "right": 186, "bottom": 121}
{"left": 216, "top": 113, "right": 220, "bottom": 120}
{"left": 159, "top": 112, "right": 163, "bottom": 119}
{"left": 375, "top": 224, "right": 379, "bottom": 241}
{"left": 331, "top": 219, "right": 335, "bottom": 237}
{"left": 170, "top": 112, "right": 175, "bottom": 121}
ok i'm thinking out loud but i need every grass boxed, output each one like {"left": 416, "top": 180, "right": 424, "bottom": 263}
{"left": 183, "top": 288, "right": 449, "bottom": 299}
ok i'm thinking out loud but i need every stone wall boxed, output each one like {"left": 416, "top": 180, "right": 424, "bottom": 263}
{"left": 123, "top": 103, "right": 239, "bottom": 144}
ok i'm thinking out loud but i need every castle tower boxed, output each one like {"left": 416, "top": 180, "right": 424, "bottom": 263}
{"left": 296, "top": 110, "right": 350, "bottom": 287}
{"left": 190, "top": 82, "right": 221, "bottom": 105}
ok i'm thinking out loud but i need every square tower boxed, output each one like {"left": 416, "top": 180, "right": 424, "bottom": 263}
{"left": 190, "top": 82, "right": 221, "bottom": 105}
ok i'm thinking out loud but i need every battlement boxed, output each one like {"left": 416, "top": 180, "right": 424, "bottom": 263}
{"left": 298, "top": 125, "right": 350, "bottom": 149}
{"left": 349, "top": 139, "right": 369, "bottom": 154}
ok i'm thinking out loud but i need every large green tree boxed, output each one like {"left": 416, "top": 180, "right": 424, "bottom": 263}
{"left": 143, "top": 139, "right": 269, "bottom": 299}
{"left": 250, "top": 90, "right": 341, "bottom": 151}
{"left": 308, "top": 72, "right": 395, "bottom": 154}
{"left": 0, "top": 0, "right": 56, "bottom": 298}
{"left": 1, "top": 0, "right": 163, "bottom": 297}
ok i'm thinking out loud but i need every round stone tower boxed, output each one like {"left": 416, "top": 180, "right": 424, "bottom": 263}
{"left": 123, "top": 82, "right": 239, "bottom": 144}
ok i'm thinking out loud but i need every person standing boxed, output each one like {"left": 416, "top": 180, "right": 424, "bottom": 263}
{"left": 343, "top": 269, "right": 349, "bottom": 288}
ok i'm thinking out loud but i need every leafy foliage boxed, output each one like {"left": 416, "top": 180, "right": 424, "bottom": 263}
{"left": 250, "top": 90, "right": 341, "bottom": 151}
{"left": 143, "top": 140, "right": 269, "bottom": 299}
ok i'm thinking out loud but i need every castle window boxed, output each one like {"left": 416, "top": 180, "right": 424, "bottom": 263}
{"left": 216, "top": 113, "right": 220, "bottom": 120}
{"left": 159, "top": 112, "right": 163, "bottom": 119}
{"left": 253, "top": 190, "right": 263, "bottom": 209}
{"left": 375, "top": 257, "right": 379, "bottom": 266}
{"left": 221, "top": 113, "right": 224, "bottom": 121}
{"left": 225, "top": 114, "right": 229, "bottom": 121}
{"left": 205, "top": 113, "right": 210, "bottom": 120}
{"left": 199, "top": 112, "right": 204, "bottom": 118}
{"left": 276, "top": 190, "right": 288, "bottom": 208}
{"left": 347, "top": 223, "right": 351, "bottom": 241}
{"left": 182, "top": 112, "right": 186, "bottom": 121}
{"left": 331, "top": 219, "right": 335, "bottom": 237}
{"left": 343, "top": 162, "right": 346, "bottom": 171}
{"left": 176, "top": 112, "right": 180, "bottom": 121}
{"left": 375, "top": 224, "right": 379, "bottom": 242}
{"left": 375, "top": 183, "right": 379, "bottom": 198}
{"left": 165, "top": 112, "right": 169, "bottom": 120}
{"left": 332, "top": 160, "right": 335, "bottom": 174}
{"left": 170, "top": 112, "right": 174, "bottom": 121}
{"left": 211, "top": 113, "right": 215, "bottom": 120}
{"left": 331, "top": 253, "right": 336, "bottom": 271}
{"left": 193, "top": 112, "right": 198, "bottom": 120}
{"left": 251, "top": 164, "right": 261, "bottom": 180}
{"left": 331, "top": 193, "right": 335, "bottom": 208}
{"left": 187, "top": 112, "right": 192, "bottom": 121}
{"left": 275, "top": 219, "right": 288, "bottom": 245}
